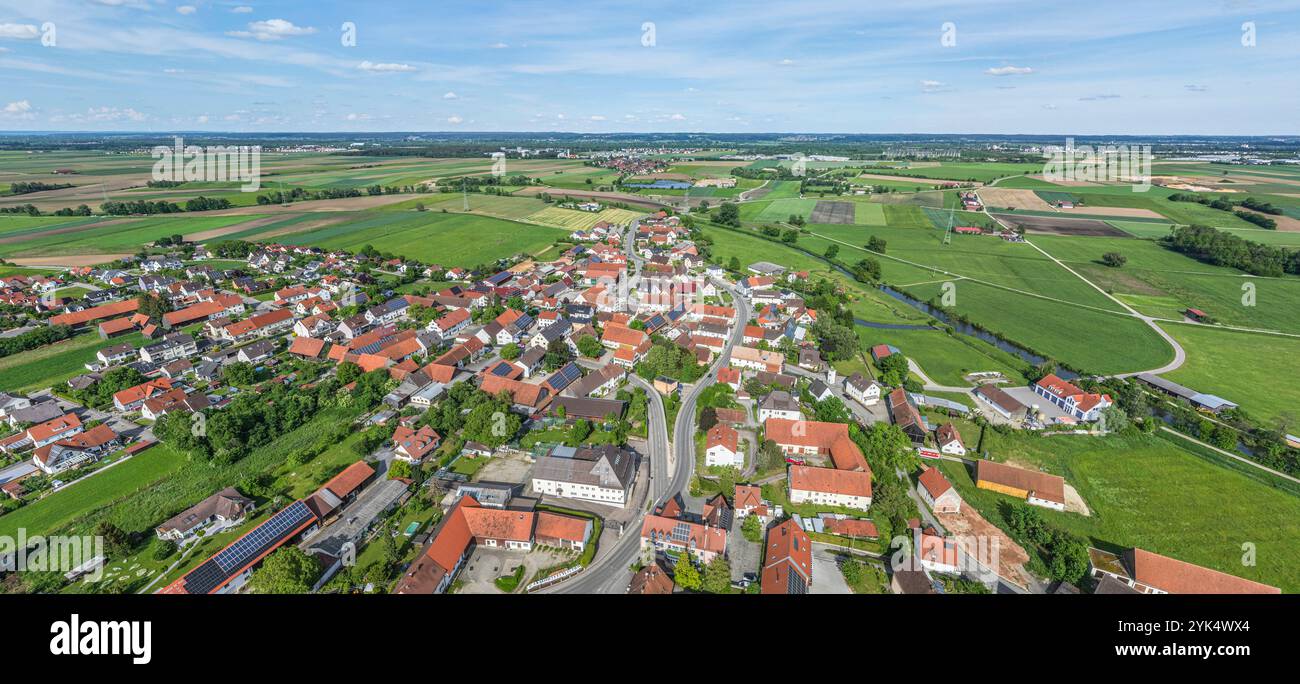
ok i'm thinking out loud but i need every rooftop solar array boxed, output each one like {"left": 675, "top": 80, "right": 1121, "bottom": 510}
{"left": 547, "top": 362, "right": 582, "bottom": 390}
{"left": 671, "top": 522, "right": 691, "bottom": 544}
{"left": 180, "top": 500, "right": 315, "bottom": 594}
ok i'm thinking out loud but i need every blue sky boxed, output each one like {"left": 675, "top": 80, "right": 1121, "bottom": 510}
{"left": 1, "top": 0, "right": 1297, "bottom": 134}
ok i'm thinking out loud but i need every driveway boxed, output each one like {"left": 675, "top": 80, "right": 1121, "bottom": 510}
{"left": 811, "top": 546, "right": 853, "bottom": 594}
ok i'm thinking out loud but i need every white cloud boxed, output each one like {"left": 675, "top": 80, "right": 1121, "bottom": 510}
{"left": 163, "top": 68, "right": 184, "bottom": 73}
{"left": 1079, "top": 93, "right": 1121, "bottom": 101}
{"left": 447, "top": 115, "right": 463, "bottom": 124}
{"left": 357, "top": 61, "right": 417, "bottom": 72}
{"left": 669, "top": 113, "right": 686, "bottom": 120}
{"left": 61, "top": 106, "right": 147, "bottom": 123}
{"left": 227, "top": 19, "right": 317, "bottom": 41}
{"left": 3, "top": 100, "right": 33, "bottom": 118}
{"left": 443, "top": 91, "right": 458, "bottom": 99}
{"left": 778, "top": 58, "right": 795, "bottom": 66}
{"left": 985, "top": 65, "right": 1034, "bottom": 76}
{"left": 197, "top": 114, "right": 209, "bottom": 123}
{"left": 344, "top": 112, "right": 370, "bottom": 121}
{"left": 0, "top": 23, "right": 40, "bottom": 40}
{"left": 177, "top": 5, "right": 197, "bottom": 15}
{"left": 232, "top": 6, "right": 253, "bottom": 12}
{"left": 1184, "top": 84, "right": 1208, "bottom": 92}
{"left": 920, "top": 80, "right": 946, "bottom": 93}
{"left": 589, "top": 115, "right": 606, "bottom": 121}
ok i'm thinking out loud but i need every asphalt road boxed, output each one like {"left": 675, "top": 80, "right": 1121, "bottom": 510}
{"left": 547, "top": 228, "right": 748, "bottom": 593}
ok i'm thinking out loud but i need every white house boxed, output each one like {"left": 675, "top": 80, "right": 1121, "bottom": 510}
{"left": 704, "top": 424, "right": 742, "bottom": 468}
{"left": 844, "top": 373, "right": 882, "bottom": 407}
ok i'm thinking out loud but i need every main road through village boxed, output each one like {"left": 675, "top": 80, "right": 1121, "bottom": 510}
{"left": 545, "top": 222, "right": 750, "bottom": 594}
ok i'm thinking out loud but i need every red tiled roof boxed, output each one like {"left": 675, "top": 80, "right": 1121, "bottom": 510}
{"left": 288, "top": 336, "right": 327, "bottom": 358}
{"left": 50, "top": 298, "right": 140, "bottom": 327}
{"left": 534, "top": 511, "right": 589, "bottom": 544}
{"left": 322, "top": 460, "right": 375, "bottom": 500}
{"left": 789, "top": 464, "right": 872, "bottom": 498}
{"left": 918, "top": 466, "right": 953, "bottom": 500}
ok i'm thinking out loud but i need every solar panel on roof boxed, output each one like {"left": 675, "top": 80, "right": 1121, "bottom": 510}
{"left": 548, "top": 363, "right": 582, "bottom": 389}
{"left": 491, "top": 363, "right": 514, "bottom": 377}
{"left": 671, "top": 522, "right": 691, "bottom": 544}
{"left": 181, "top": 500, "right": 314, "bottom": 594}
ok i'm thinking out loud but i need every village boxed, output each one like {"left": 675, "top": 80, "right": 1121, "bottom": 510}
{"left": 0, "top": 200, "right": 1278, "bottom": 598}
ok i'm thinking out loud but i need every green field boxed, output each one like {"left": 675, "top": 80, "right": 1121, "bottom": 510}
{"left": 1032, "top": 234, "right": 1300, "bottom": 334}
{"left": 276, "top": 211, "right": 570, "bottom": 266}
{"left": 755, "top": 198, "right": 817, "bottom": 223}
{"left": 0, "top": 215, "right": 257, "bottom": 258}
{"left": 0, "top": 331, "right": 144, "bottom": 393}
{"left": 0, "top": 444, "right": 189, "bottom": 540}
{"left": 937, "top": 430, "right": 1300, "bottom": 592}
{"left": 1162, "top": 323, "right": 1300, "bottom": 424}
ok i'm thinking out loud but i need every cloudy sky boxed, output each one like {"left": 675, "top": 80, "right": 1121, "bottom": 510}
{"left": 0, "top": 0, "right": 1297, "bottom": 134}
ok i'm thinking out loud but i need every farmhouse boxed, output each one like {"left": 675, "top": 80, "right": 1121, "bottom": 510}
{"left": 887, "top": 388, "right": 927, "bottom": 442}
{"left": 975, "top": 460, "right": 1066, "bottom": 511}
{"left": 764, "top": 418, "right": 868, "bottom": 471}
{"left": 531, "top": 444, "right": 637, "bottom": 508}
{"left": 788, "top": 465, "right": 872, "bottom": 511}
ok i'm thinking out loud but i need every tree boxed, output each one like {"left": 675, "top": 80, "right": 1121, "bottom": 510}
{"left": 866, "top": 236, "right": 887, "bottom": 253}
{"left": 851, "top": 257, "right": 881, "bottom": 283}
{"left": 727, "top": 256, "right": 741, "bottom": 272}
{"left": 223, "top": 361, "right": 256, "bottom": 386}
{"left": 500, "top": 343, "right": 521, "bottom": 361}
{"left": 570, "top": 419, "right": 592, "bottom": 444}
{"left": 337, "top": 361, "right": 363, "bottom": 384}
{"left": 741, "top": 514, "right": 762, "bottom": 543}
{"left": 824, "top": 244, "right": 839, "bottom": 259}
{"left": 876, "top": 352, "right": 909, "bottom": 387}
{"left": 248, "top": 546, "right": 321, "bottom": 594}
{"left": 810, "top": 318, "right": 858, "bottom": 362}
{"left": 673, "top": 556, "right": 702, "bottom": 591}
{"left": 577, "top": 335, "right": 603, "bottom": 358}
{"left": 703, "top": 556, "right": 732, "bottom": 594}
{"left": 716, "top": 203, "right": 741, "bottom": 227}
{"left": 1101, "top": 252, "right": 1127, "bottom": 267}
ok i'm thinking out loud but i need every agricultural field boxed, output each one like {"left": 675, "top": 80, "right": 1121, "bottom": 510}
{"left": 755, "top": 198, "right": 818, "bottom": 223}
{"left": 1161, "top": 323, "right": 1300, "bottom": 425}
{"left": 937, "top": 430, "right": 1300, "bottom": 592}
{"left": 1032, "top": 234, "right": 1300, "bottom": 333}
{"left": 0, "top": 214, "right": 257, "bottom": 260}
{"left": 276, "top": 211, "right": 571, "bottom": 266}
{"left": 523, "top": 206, "right": 642, "bottom": 230}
